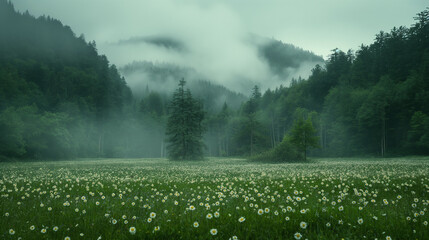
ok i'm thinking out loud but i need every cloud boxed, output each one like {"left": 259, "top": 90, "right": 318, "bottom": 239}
{"left": 115, "top": 35, "right": 187, "bottom": 52}
{"left": 12, "top": 0, "right": 428, "bottom": 93}
{"left": 90, "top": 0, "right": 278, "bottom": 93}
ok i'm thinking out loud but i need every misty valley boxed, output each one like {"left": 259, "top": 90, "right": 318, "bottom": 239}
{"left": 1, "top": 0, "right": 429, "bottom": 239}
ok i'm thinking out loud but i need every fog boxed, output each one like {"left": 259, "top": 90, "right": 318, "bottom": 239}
{"left": 3, "top": 0, "right": 429, "bottom": 167}
{"left": 13, "top": 0, "right": 428, "bottom": 93}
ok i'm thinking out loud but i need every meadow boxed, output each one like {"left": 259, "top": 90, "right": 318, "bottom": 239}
{"left": 1, "top": 157, "right": 428, "bottom": 240}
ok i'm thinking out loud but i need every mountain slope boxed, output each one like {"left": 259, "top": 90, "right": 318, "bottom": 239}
{"left": 0, "top": 0, "right": 132, "bottom": 159}
{"left": 120, "top": 61, "right": 247, "bottom": 111}
{"left": 118, "top": 35, "right": 323, "bottom": 105}
{"left": 119, "top": 36, "right": 324, "bottom": 111}
{"left": 252, "top": 35, "right": 324, "bottom": 77}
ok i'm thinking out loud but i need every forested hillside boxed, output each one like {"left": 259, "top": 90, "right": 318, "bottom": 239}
{"left": 0, "top": 1, "right": 132, "bottom": 159}
{"left": 254, "top": 35, "right": 324, "bottom": 78}
{"left": 120, "top": 61, "right": 247, "bottom": 111}
{"left": 1, "top": 0, "right": 428, "bottom": 160}
{"left": 120, "top": 35, "right": 324, "bottom": 103}
{"left": 243, "top": 8, "right": 429, "bottom": 157}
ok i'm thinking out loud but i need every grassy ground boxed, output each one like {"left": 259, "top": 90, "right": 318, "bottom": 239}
{"left": 1, "top": 157, "right": 428, "bottom": 239}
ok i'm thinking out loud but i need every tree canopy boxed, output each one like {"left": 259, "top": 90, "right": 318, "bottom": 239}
{"left": 0, "top": 0, "right": 132, "bottom": 160}
{"left": 166, "top": 79, "right": 205, "bottom": 160}
{"left": 1, "top": 0, "right": 429, "bottom": 161}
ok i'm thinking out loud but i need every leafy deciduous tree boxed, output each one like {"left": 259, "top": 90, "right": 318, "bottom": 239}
{"left": 289, "top": 115, "right": 320, "bottom": 161}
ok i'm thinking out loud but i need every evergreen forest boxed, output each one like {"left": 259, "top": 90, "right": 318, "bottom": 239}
{"left": 1, "top": 0, "right": 428, "bottom": 161}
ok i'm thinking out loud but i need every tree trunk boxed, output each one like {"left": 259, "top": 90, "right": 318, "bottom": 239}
{"left": 226, "top": 137, "right": 229, "bottom": 157}
{"left": 250, "top": 128, "right": 253, "bottom": 156}
{"left": 303, "top": 131, "right": 307, "bottom": 161}
{"left": 98, "top": 132, "right": 104, "bottom": 156}
{"left": 323, "top": 125, "right": 326, "bottom": 149}
{"left": 381, "top": 117, "right": 386, "bottom": 157}
{"left": 320, "top": 124, "right": 324, "bottom": 150}
{"left": 125, "top": 136, "right": 129, "bottom": 158}
{"left": 218, "top": 131, "right": 222, "bottom": 157}
{"left": 271, "top": 113, "right": 275, "bottom": 148}
{"left": 98, "top": 135, "right": 101, "bottom": 155}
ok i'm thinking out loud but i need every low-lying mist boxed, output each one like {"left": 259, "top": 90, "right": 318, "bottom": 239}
{"left": 13, "top": 0, "right": 327, "bottom": 95}
{"left": 110, "top": 34, "right": 323, "bottom": 96}
{"left": 13, "top": 0, "right": 426, "bottom": 97}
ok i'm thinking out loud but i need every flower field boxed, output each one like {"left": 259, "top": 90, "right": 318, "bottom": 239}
{"left": 1, "top": 157, "right": 429, "bottom": 239}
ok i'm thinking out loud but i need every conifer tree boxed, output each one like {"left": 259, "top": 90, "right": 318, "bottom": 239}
{"left": 245, "top": 85, "right": 262, "bottom": 156}
{"left": 166, "top": 79, "right": 205, "bottom": 160}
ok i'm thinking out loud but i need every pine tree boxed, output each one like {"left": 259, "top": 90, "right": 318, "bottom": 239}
{"left": 245, "top": 85, "right": 262, "bottom": 156}
{"left": 166, "top": 79, "right": 205, "bottom": 160}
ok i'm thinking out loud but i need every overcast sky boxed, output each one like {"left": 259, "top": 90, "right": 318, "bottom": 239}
{"left": 12, "top": 0, "right": 429, "bottom": 92}
{"left": 14, "top": 0, "right": 427, "bottom": 56}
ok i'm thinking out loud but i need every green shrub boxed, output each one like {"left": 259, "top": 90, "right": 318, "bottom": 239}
{"left": 250, "top": 137, "right": 304, "bottom": 163}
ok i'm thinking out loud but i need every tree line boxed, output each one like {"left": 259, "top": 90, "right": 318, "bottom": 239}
{"left": 168, "top": 7, "right": 429, "bottom": 160}
{"left": 1, "top": 0, "right": 428, "bottom": 161}
{"left": 204, "top": 7, "right": 429, "bottom": 159}
{"left": 0, "top": 1, "right": 132, "bottom": 159}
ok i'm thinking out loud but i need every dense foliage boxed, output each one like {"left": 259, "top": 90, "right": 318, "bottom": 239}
{"left": 288, "top": 114, "right": 319, "bottom": 161}
{"left": 166, "top": 79, "right": 205, "bottom": 160}
{"left": 256, "top": 36, "right": 324, "bottom": 77}
{"left": 1, "top": 0, "right": 428, "bottom": 160}
{"left": 250, "top": 137, "right": 303, "bottom": 163}
{"left": 0, "top": 1, "right": 132, "bottom": 159}
{"left": 239, "top": 8, "right": 429, "bottom": 158}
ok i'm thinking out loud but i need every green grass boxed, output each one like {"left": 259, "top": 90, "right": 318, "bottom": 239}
{"left": 1, "top": 157, "right": 429, "bottom": 239}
